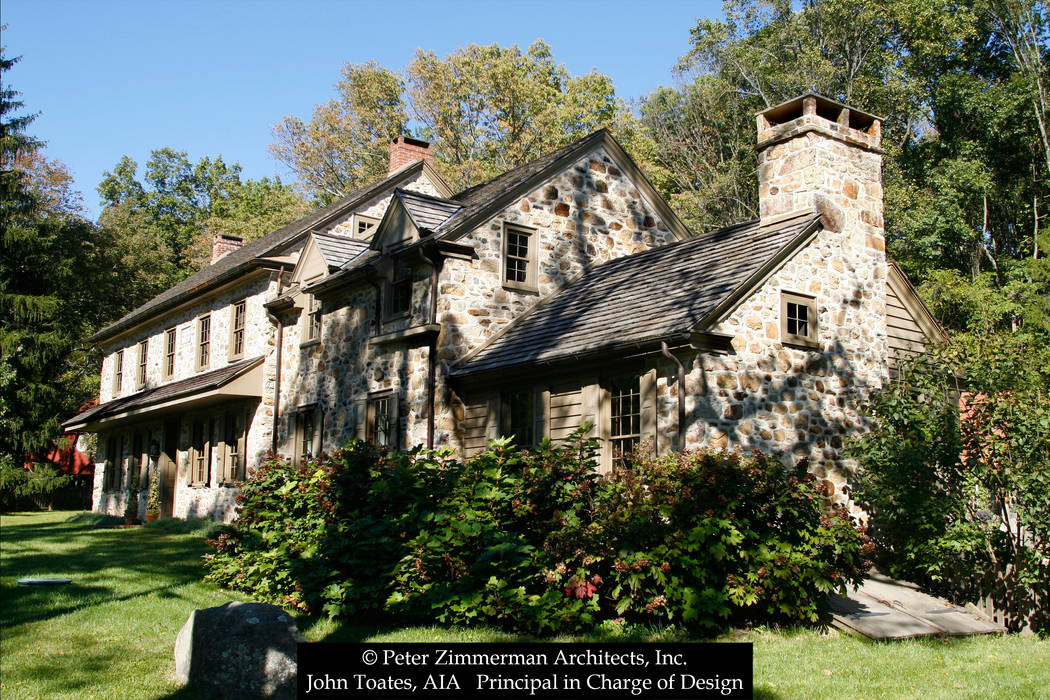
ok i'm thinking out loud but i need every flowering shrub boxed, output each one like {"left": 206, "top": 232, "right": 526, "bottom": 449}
{"left": 206, "top": 433, "right": 869, "bottom": 632}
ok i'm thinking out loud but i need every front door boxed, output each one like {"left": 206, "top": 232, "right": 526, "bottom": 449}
{"left": 161, "top": 420, "right": 179, "bottom": 518}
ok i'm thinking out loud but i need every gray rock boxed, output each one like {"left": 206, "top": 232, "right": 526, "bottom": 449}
{"left": 175, "top": 601, "right": 306, "bottom": 699}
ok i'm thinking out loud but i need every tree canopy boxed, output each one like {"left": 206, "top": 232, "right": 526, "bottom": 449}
{"left": 270, "top": 41, "right": 629, "bottom": 200}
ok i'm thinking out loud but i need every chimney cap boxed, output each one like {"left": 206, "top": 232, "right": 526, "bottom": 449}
{"left": 757, "top": 93, "right": 882, "bottom": 129}
{"left": 391, "top": 135, "right": 431, "bottom": 149}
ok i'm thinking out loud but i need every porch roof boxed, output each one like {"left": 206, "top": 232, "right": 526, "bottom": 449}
{"left": 62, "top": 356, "right": 264, "bottom": 432}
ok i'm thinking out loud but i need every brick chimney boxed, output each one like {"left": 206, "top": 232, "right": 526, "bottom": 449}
{"left": 756, "top": 94, "right": 884, "bottom": 252}
{"left": 388, "top": 136, "right": 433, "bottom": 174}
{"left": 211, "top": 233, "right": 244, "bottom": 264}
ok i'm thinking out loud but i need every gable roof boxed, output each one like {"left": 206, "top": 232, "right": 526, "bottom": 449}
{"left": 89, "top": 159, "right": 451, "bottom": 344}
{"left": 312, "top": 232, "right": 370, "bottom": 270}
{"left": 433, "top": 129, "right": 691, "bottom": 242}
{"left": 395, "top": 189, "right": 463, "bottom": 233}
{"left": 452, "top": 211, "right": 822, "bottom": 377}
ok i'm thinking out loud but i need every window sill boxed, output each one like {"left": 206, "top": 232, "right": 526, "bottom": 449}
{"left": 781, "top": 336, "right": 820, "bottom": 350}
{"left": 371, "top": 324, "right": 441, "bottom": 345}
{"left": 502, "top": 281, "right": 538, "bottom": 295}
{"left": 299, "top": 339, "right": 320, "bottom": 350}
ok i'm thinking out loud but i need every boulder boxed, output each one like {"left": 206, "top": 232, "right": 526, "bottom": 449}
{"left": 175, "top": 601, "right": 305, "bottom": 699}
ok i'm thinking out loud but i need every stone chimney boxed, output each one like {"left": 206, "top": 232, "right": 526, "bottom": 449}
{"left": 211, "top": 233, "right": 244, "bottom": 264}
{"left": 756, "top": 94, "right": 884, "bottom": 253}
{"left": 388, "top": 136, "right": 433, "bottom": 174}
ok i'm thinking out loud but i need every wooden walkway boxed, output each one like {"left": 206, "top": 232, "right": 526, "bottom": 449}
{"left": 829, "top": 571, "right": 1004, "bottom": 640}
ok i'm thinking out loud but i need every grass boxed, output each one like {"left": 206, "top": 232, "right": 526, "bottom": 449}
{"left": 2, "top": 510, "right": 1048, "bottom": 699}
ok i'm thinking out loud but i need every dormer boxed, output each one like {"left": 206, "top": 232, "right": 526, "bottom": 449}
{"left": 370, "top": 189, "right": 463, "bottom": 253}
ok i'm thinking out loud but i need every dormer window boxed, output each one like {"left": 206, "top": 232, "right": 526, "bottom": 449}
{"left": 354, "top": 214, "right": 380, "bottom": 239}
{"left": 781, "top": 291, "right": 818, "bottom": 348}
{"left": 503, "top": 223, "right": 538, "bottom": 292}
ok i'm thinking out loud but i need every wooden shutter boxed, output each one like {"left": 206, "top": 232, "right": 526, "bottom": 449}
{"left": 354, "top": 399, "right": 368, "bottom": 441}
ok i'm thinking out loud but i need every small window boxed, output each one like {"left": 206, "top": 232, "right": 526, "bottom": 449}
{"left": 355, "top": 214, "right": 380, "bottom": 239}
{"left": 609, "top": 377, "right": 641, "bottom": 470}
{"left": 196, "top": 314, "right": 211, "bottom": 370}
{"left": 229, "top": 300, "right": 246, "bottom": 360}
{"left": 113, "top": 350, "right": 124, "bottom": 395}
{"left": 190, "top": 419, "right": 211, "bottom": 486}
{"left": 367, "top": 393, "right": 397, "bottom": 449}
{"left": 295, "top": 407, "right": 323, "bottom": 465}
{"left": 303, "top": 296, "right": 322, "bottom": 344}
{"left": 164, "top": 327, "right": 177, "bottom": 379}
{"left": 384, "top": 266, "right": 412, "bottom": 320}
{"left": 136, "top": 339, "right": 148, "bottom": 389}
{"left": 781, "top": 291, "right": 818, "bottom": 348}
{"left": 502, "top": 224, "right": 538, "bottom": 292}
{"left": 220, "top": 410, "right": 247, "bottom": 484}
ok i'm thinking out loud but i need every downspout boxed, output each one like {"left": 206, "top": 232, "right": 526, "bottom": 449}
{"left": 266, "top": 269, "right": 286, "bottom": 455}
{"left": 660, "top": 341, "right": 686, "bottom": 452}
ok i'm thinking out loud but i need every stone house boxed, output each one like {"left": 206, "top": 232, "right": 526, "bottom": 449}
{"left": 66, "top": 95, "right": 945, "bottom": 521}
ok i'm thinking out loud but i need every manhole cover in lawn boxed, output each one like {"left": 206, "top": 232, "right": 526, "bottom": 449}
{"left": 17, "top": 578, "right": 72, "bottom": 586}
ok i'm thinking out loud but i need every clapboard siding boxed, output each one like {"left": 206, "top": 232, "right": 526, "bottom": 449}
{"left": 460, "top": 396, "right": 493, "bottom": 455}
{"left": 887, "top": 284, "right": 928, "bottom": 368}
{"left": 549, "top": 385, "right": 584, "bottom": 442}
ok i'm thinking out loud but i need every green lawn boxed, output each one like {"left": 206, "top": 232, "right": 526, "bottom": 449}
{"left": 2, "top": 510, "right": 1047, "bottom": 699}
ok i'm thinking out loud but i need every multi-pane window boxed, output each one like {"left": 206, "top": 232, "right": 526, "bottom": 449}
{"left": 190, "top": 419, "right": 210, "bottom": 486}
{"left": 385, "top": 267, "right": 411, "bottom": 319}
{"left": 505, "top": 228, "right": 530, "bottom": 283}
{"left": 609, "top": 377, "right": 641, "bottom": 470}
{"left": 136, "top": 340, "right": 148, "bottom": 388}
{"left": 130, "top": 433, "right": 144, "bottom": 490}
{"left": 367, "top": 394, "right": 394, "bottom": 448}
{"left": 303, "top": 296, "right": 322, "bottom": 344}
{"left": 113, "top": 350, "right": 124, "bottom": 395}
{"left": 164, "top": 327, "right": 177, "bottom": 378}
{"left": 780, "top": 291, "right": 818, "bottom": 347}
{"left": 355, "top": 214, "right": 379, "bottom": 238}
{"left": 230, "top": 300, "right": 246, "bottom": 359}
{"left": 508, "top": 390, "right": 535, "bottom": 447}
{"left": 197, "top": 314, "right": 211, "bottom": 370}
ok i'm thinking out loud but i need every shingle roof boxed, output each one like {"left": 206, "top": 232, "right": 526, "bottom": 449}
{"left": 395, "top": 189, "right": 462, "bottom": 232}
{"left": 312, "top": 232, "right": 369, "bottom": 269}
{"left": 89, "top": 161, "right": 437, "bottom": 344}
{"left": 61, "top": 356, "right": 264, "bottom": 429}
{"left": 452, "top": 211, "right": 821, "bottom": 376}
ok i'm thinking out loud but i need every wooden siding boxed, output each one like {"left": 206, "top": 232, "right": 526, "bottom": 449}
{"left": 549, "top": 385, "right": 586, "bottom": 442}
{"left": 886, "top": 283, "right": 929, "bottom": 369}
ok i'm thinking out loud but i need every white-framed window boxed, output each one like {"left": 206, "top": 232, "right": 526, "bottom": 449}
{"left": 229, "top": 299, "right": 246, "bottom": 360}
{"left": 781, "top": 291, "right": 818, "bottom": 348}
{"left": 302, "top": 295, "right": 322, "bottom": 345}
{"left": 609, "top": 377, "right": 641, "bottom": 470}
{"left": 354, "top": 214, "right": 380, "bottom": 239}
{"left": 367, "top": 392, "right": 398, "bottom": 449}
{"left": 196, "top": 314, "right": 211, "bottom": 370}
{"left": 136, "top": 339, "right": 148, "bottom": 389}
{"left": 113, "top": 350, "right": 124, "bottom": 395}
{"left": 502, "top": 223, "right": 538, "bottom": 292}
{"left": 163, "top": 327, "right": 177, "bottom": 379}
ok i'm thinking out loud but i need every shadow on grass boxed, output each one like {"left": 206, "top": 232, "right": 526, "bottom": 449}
{"left": 0, "top": 514, "right": 212, "bottom": 631}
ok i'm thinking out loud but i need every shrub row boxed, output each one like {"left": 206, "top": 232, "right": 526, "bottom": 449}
{"left": 205, "top": 434, "right": 869, "bottom": 633}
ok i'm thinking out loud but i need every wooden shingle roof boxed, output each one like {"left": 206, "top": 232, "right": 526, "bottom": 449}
{"left": 312, "top": 232, "right": 369, "bottom": 269}
{"left": 395, "top": 189, "right": 463, "bottom": 232}
{"left": 452, "top": 211, "right": 822, "bottom": 376}
{"left": 89, "top": 160, "right": 443, "bottom": 344}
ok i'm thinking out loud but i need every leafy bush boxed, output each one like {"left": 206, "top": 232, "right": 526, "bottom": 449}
{"left": 852, "top": 334, "right": 1050, "bottom": 634}
{"left": 206, "top": 436, "right": 868, "bottom": 633}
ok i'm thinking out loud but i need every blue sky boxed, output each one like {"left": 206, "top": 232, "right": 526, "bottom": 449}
{"left": 3, "top": 0, "right": 722, "bottom": 218}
